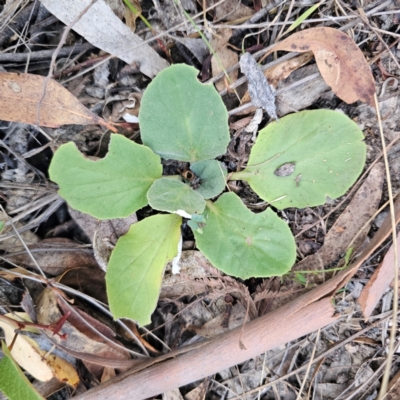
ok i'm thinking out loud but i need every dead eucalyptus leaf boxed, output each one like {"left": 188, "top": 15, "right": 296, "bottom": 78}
{"left": 68, "top": 206, "right": 137, "bottom": 270}
{"left": 0, "top": 312, "right": 79, "bottom": 386}
{"left": 0, "top": 72, "right": 116, "bottom": 130}
{"left": 40, "top": 0, "right": 169, "bottom": 78}
{"left": 211, "top": 28, "right": 238, "bottom": 91}
{"left": 5, "top": 238, "right": 98, "bottom": 276}
{"left": 265, "top": 27, "right": 375, "bottom": 106}
{"left": 36, "top": 288, "right": 132, "bottom": 378}
{"left": 359, "top": 230, "right": 400, "bottom": 319}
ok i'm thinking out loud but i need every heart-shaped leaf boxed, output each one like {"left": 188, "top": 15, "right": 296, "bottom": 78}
{"left": 106, "top": 214, "right": 182, "bottom": 326}
{"left": 147, "top": 177, "right": 206, "bottom": 215}
{"left": 231, "top": 110, "right": 366, "bottom": 209}
{"left": 194, "top": 193, "right": 296, "bottom": 279}
{"left": 190, "top": 160, "right": 226, "bottom": 199}
{"left": 140, "top": 64, "right": 230, "bottom": 162}
{"left": 49, "top": 134, "right": 162, "bottom": 219}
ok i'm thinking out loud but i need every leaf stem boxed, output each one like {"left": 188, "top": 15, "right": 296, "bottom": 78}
{"left": 205, "top": 199, "right": 217, "bottom": 213}
{"left": 122, "top": 0, "right": 153, "bottom": 31}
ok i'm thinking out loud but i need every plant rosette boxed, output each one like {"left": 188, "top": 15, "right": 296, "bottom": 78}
{"left": 49, "top": 64, "right": 366, "bottom": 326}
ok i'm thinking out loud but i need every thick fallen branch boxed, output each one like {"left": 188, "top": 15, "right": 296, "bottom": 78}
{"left": 74, "top": 298, "right": 338, "bottom": 400}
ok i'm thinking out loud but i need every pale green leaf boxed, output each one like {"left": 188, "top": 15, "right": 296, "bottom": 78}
{"left": 287, "top": 3, "right": 321, "bottom": 32}
{"left": 194, "top": 193, "right": 296, "bottom": 279}
{"left": 106, "top": 214, "right": 182, "bottom": 326}
{"left": 231, "top": 110, "right": 366, "bottom": 209}
{"left": 49, "top": 134, "right": 162, "bottom": 219}
{"left": 147, "top": 177, "right": 206, "bottom": 215}
{"left": 190, "top": 160, "right": 226, "bottom": 199}
{"left": 140, "top": 64, "right": 230, "bottom": 162}
{"left": 0, "top": 341, "right": 44, "bottom": 400}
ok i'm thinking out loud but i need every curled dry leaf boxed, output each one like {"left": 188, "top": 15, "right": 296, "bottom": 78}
{"left": 0, "top": 72, "right": 116, "bottom": 130}
{"left": 69, "top": 206, "right": 137, "bottom": 271}
{"left": 0, "top": 312, "right": 80, "bottom": 387}
{"left": 265, "top": 27, "right": 375, "bottom": 106}
{"left": 36, "top": 289, "right": 133, "bottom": 379}
{"left": 124, "top": 0, "right": 142, "bottom": 31}
{"left": 358, "top": 231, "right": 400, "bottom": 319}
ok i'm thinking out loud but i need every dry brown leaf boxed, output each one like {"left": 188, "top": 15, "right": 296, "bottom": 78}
{"left": 358, "top": 230, "right": 400, "bottom": 319}
{"left": 69, "top": 206, "right": 137, "bottom": 270}
{"left": 212, "top": 0, "right": 254, "bottom": 21}
{"left": 211, "top": 29, "right": 238, "bottom": 91}
{"left": 59, "top": 267, "right": 107, "bottom": 304}
{"left": 162, "top": 251, "right": 257, "bottom": 319}
{"left": 0, "top": 267, "right": 41, "bottom": 282}
{"left": 199, "top": 0, "right": 254, "bottom": 21}
{"left": 36, "top": 288, "right": 132, "bottom": 378}
{"left": 265, "top": 27, "right": 375, "bottom": 106}
{"left": 5, "top": 238, "right": 99, "bottom": 276}
{"left": 265, "top": 51, "right": 314, "bottom": 86}
{"left": 293, "top": 163, "right": 384, "bottom": 279}
{"left": 386, "top": 370, "right": 400, "bottom": 399}
{"left": 124, "top": 0, "right": 142, "bottom": 31}
{"left": 0, "top": 72, "right": 116, "bottom": 130}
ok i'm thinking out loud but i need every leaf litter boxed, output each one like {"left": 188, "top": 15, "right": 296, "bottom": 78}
{"left": 0, "top": 1, "right": 399, "bottom": 399}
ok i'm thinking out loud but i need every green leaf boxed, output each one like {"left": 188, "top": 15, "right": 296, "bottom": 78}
{"left": 147, "top": 177, "right": 206, "bottom": 215}
{"left": 190, "top": 160, "right": 226, "bottom": 199}
{"left": 49, "top": 134, "right": 162, "bottom": 219}
{"left": 194, "top": 193, "right": 296, "bottom": 279}
{"left": 140, "top": 64, "right": 230, "bottom": 162}
{"left": 231, "top": 110, "right": 366, "bottom": 209}
{"left": 287, "top": 3, "right": 321, "bottom": 32}
{"left": 0, "top": 341, "right": 45, "bottom": 400}
{"left": 106, "top": 214, "right": 182, "bottom": 326}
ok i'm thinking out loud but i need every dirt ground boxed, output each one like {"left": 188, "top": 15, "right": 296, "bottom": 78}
{"left": 1, "top": 0, "right": 400, "bottom": 399}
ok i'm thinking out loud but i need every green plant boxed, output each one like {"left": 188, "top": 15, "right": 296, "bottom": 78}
{"left": 49, "top": 64, "right": 366, "bottom": 326}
